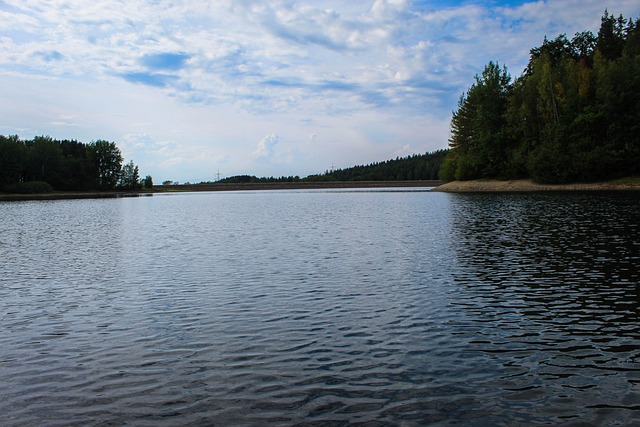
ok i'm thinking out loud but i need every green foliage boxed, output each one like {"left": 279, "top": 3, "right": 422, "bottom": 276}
{"left": 89, "top": 140, "right": 123, "bottom": 190}
{"left": 597, "top": 10, "right": 628, "bottom": 60}
{"left": 448, "top": 10, "right": 640, "bottom": 183}
{"left": 527, "top": 143, "right": 574, "bottom": 184}
{"left": 26, "top": 136, "right": 63, "bottom": 186}
{"left": 118, "top": 160, "right": 140, "bottom": 190}
{"left": 143, "top": 175, "right": 154, "bottom": 188}
{"left": 214, "top": 151, "right": 448, "bottom": 184}
{"left": 305, "top": 150, "right": 448, "bottom": 182}
{"left": 438, "top": 156, "right": 457, "bottom": 182}
{"left": 3, "top": 181, "right": 54, "bottom": 194}
{"left": 0, "top": 135, "right": 26, "bottom": 186}
{"left": 446, "top": 62, "right": 512, "bottom": 180}
{"left": 0, "top": 135, "right": 142, "bottom": 192}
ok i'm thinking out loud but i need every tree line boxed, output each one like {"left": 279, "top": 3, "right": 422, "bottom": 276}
{"left": 0, "top": 135, "right": 152, "bottom": 193}
{"left": 304, "top": 150, "right": 447, "bottom": 182}
{"left": 216, "top": 175, "right": 303, "bottom": 184}
{"left": 441, "top": 10, "right": 640, "bottom": 183}
{"left": 213, "top": 150, "right": 448, "bottom": 184}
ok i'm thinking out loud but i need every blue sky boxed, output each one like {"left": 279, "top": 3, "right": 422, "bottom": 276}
{"left": 1, "top": 0, "right": 638, "bottom": 182}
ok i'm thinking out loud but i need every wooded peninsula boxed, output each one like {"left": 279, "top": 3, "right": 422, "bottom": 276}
{"left": 440, "top": 10, "right": 640, "bottom": 184}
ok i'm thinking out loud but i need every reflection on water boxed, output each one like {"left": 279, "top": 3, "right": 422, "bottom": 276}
{"left": 0, "top": 190, "right": 639, "bottom": 426}
{"left": 448, "top": 193, "right": 640, "bottom": 423}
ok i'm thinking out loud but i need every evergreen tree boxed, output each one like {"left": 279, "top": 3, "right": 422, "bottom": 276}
{"left": 443, "top": 62, "right": 512, "bottom": 180}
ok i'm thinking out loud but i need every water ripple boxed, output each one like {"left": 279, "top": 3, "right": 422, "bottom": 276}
{"left": 1, "top": 190, "right": 639, "bottom": 425}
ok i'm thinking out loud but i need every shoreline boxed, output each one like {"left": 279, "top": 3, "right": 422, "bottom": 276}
{"left": 0, "top": 191, "right": 155, "bottom": 202}
{"left": 3, "top": 178, "right": 640, "bottom": 201}
{"left": 155, "top": 180, "right": 442, "bottom": 193}
{"left": 0, "top": 181, "right": 442, "bottom": 201}
{"left": 433, "top": 178, "right": 640, "bottom": 192}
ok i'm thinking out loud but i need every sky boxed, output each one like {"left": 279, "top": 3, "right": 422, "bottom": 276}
{"left": 1, "top": 0, "right": 639, "bottom": 182}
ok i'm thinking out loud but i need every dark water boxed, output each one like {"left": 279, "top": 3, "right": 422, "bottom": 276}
{"left": 1, "top": 189, "right": 639, "bottom": 426}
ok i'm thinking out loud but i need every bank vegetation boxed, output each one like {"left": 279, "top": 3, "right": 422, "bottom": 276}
{"left": 441, "top": 11, "right": 640, "bottom": 184}
{"left": 0, "top": 135, "right": 151, "bottom": 193}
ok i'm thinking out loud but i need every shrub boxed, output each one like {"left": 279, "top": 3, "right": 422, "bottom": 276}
{"left": 2, "top": 181, "right": 54, "bottom": 194}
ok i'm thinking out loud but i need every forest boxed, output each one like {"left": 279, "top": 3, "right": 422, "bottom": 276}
{"left": 0, "top": 135, "right": 151, "bottom": 193}
{"left": 303, "top": 150, "right": 447, "bottom": 182}
{"left": 214, "top": 149, "right": 448, "bottom": 184}
{"left": 440, "top": 11, "right": 640, "bottom": 183}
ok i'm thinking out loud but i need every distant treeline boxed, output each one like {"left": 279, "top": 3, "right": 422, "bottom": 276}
{"left": 305, "top": 150, "right": 447, "bottom": 182}
{"left": 0, "top": 135, "right": 151, "bottom": 193}
{"left": 441, "top": 11, "right": 640, "bottom": 183}
{"left": 215, "top": 175, "right": 303, "bottom": 184}
{"left": 214, "top": 150, "right": 448, "bottom": 184}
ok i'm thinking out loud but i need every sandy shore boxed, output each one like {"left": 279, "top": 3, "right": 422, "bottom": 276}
{"left": 434, "top": 178, "right": 640, "bottom": 192}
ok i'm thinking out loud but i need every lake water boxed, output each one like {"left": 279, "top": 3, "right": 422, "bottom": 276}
{"left": 1, "top": 188, "right": 639, "bottom": 426}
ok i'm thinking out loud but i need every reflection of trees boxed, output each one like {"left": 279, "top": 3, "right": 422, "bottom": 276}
{"left": 450, "top": 192, "right": 639, "bottom": 310}
{"left": 447, "top": 193, "right": 640, "bottom": 390}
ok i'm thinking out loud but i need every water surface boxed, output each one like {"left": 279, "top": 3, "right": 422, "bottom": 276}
{"left": 1, "top": 189, "right": 639, "bottom": 425}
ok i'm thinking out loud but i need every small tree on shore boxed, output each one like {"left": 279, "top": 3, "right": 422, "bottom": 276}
{"left": 118, "top": 160, "right": 140, "bottom": 190}
{"left": 143, "top": 175, "right": 153, "bottom": 188}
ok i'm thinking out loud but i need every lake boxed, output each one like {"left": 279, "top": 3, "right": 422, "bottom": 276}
{"left": 1, "top": 188, "right": 639, "bottom": 426}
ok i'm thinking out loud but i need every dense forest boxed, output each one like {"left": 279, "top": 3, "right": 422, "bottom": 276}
{"left": 215, "top": 174, "right": 303, "bottom": 184}
{"left": 0, "top": 135, "right": 151, "bottom": 193}
{"left": 214, "top": 149, "right": 448, "bottom": 184}
{"left": 304, "top": 150, "right": 447, "bottom": 182}
{"left": 441, "top": 11, "right": 640, "bottom": 183}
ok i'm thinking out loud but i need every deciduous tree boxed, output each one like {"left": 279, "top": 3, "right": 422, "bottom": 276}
{"left": 89, "top": 140, "right": 122, "bottom": 190}
{"left": 119, "top": 160, "right": 140, "bottom": 190}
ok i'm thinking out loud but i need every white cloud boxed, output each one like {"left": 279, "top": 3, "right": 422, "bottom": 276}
{"left": 392, "top": 144, "right": 413, "bottom": 159}
{"left": 252, "top": 133, "right": 280, "bottom": 160}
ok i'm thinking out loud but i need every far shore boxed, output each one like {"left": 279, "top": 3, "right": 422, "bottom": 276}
{"left": 434, "top": 178, "right": 640, "bottom": 192}
{"left": 0, "top": 191, "right": 155, "bottom": 202}
{"left": 3, "top": 178, "right": 640, "bottom": 201}
{"left": 0, "top": 180, "right": 442, "bottom": 201}
{"left": 155, "top": 180, "right": 443, "bottom": 193}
